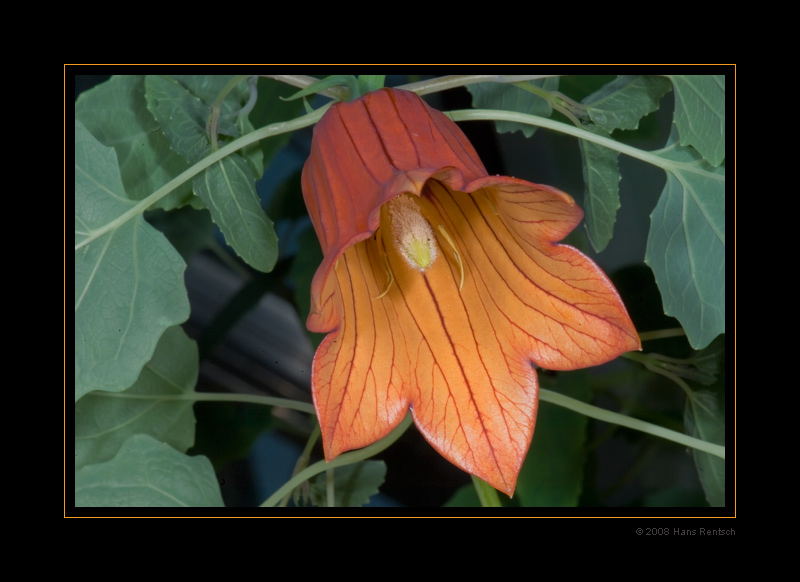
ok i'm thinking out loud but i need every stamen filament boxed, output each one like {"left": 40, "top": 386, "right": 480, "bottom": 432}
{"left": 437, "top": 225, "right": 464, "bottom": 290}
{"left": 374, "top": 238, "right": 394, "bottom": 299}
{"left": 482, "top": 193, "right": 499, "bottom": 215}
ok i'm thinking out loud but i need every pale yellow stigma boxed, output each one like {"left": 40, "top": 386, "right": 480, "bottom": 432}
{"left": 388, "top": 195, "right": 438, "bottom": 272}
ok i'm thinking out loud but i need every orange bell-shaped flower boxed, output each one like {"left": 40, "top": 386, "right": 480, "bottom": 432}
{"left": 301, "top": 87, "right": 640, "bottom": 496}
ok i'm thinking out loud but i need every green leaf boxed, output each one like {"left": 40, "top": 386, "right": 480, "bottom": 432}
{"left": 582, "top": 75, "right": 672, "bottom": 132}
{"left": 578, "top": 126, "right": 621, "bottom": 252}
{"left": 144, "top": 75, "right": 278, "bottom": 272}
{"left": 515, "top": 371, "right": 591, "bottom": 506}
{"left": 684, "top": 390, "right": 725, "bottom": 507}
{"left": 578, "top": 76, "right": 671, "bottom": 252}
{"left": 75, "top": 326, "right": 198, "bottom": 470}
{"left": 193, "top": 154, "right": 278, "bottom": 272}
{"left": 645, "top": 130, "right": 725, "bottom": 349}
{"left": 74, "top": 75, "right": 197, "bottom": 210}
{"left": 144, "top": 75, "right": 213, "bottom": 162}
{"left": 74, "top": 434, "right": 224, "bottom": 507}
{"left": 467, "top": 78, "right": 559, "bottom": 137}
{"left": 75, "top": 121, "right": 190, "bottom": 402}
{"left": 308, "top": 460, "right": 386, "bottom": 507}
{"left": 666, "top": 75, "right": 725, "bottom": 166}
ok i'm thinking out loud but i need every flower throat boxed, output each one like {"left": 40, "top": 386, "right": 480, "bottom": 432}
{"left": 375, "top": 194, "right": 464, "bottom": 299}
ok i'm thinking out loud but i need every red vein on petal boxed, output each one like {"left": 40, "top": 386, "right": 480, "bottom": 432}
{"left": 386, "top": 248, "right": 513, "bottom": 490}
{"left": 427, "top": 183, "right": 635, "bottom": 364}
{"left": 335, "top": 106, "right": 392, "bottom": 188}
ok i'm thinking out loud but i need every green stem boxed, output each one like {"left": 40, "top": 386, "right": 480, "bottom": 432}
{"left": 399, "top": 75, "right": 560, "bottom": 96}
{"left": 539, "top": 388, "right": 725, "bottom": 460}
{"left": 471, "top": 475, "right": 503, "bottom": 507}
{"left": 103, "top": 384, "right": 723, "bottom": 461}
{"left": 261, "top": 413, "right": 414, "bottom": 507}
{"left": 95, "top": 390, "right": 315, "bottom": 415}
{"left": 269, "top": 74, "right": 559, "bottom": 99}
{"left": 448, "top": 109, "right": 724, "bottom": 180}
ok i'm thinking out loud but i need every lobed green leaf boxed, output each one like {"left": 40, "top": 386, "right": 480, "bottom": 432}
{"left": 74, "top": 121, "right": 190, "bottom": 401}
{"left": 645, "top": 130, "right": 725, "bottom": 349}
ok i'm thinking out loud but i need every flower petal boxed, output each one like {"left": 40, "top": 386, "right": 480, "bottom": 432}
{"left": 386, "top": 192, "right": 538, "bottom": 495}
{"left": 301, "top": 87, "right": 640, "bottom": 496}
{"left": 310, "top": 194, "right": 537, "bottom": 495}
{"left": 310, "top": 235, "right": 412, "bottom": 460}
{"left": 437, "top": 177, "right": 642, "bottom": 370}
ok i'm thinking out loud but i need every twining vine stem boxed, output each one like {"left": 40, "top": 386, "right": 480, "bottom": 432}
{"left": 448, "top": 109, "right": 724, "bottom": 180}
{"left": 105, "top": 387, "right": 724, "bottom": 459}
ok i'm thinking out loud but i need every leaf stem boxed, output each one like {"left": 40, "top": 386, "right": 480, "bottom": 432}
{"left": 539, "top": 388, "right": 725, "bottom": 460}
{"left": 96, "top": 390, "right": 315, "bottom": 415}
